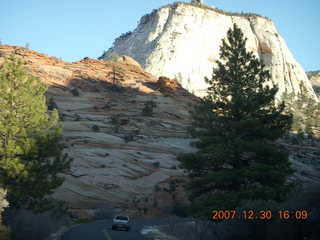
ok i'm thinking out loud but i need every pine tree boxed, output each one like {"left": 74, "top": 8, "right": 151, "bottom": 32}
{"left": 178, "top": 24, "right": 294, "bottom": 217}
{"left": 282, "top": 84, "right": 320, "bottom": 136}
{"left": 108, "top": 52, "right": 124, "bottom": 85}
{"left": 0, "top": 55, "right": 71, "bottom": 212}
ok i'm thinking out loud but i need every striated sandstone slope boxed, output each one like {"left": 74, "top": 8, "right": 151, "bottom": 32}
{"left": 101, "top": 2, "right": 317, "bottom": 100}
{"left": 0, "top": 45, "right": 198, "bottom": 218}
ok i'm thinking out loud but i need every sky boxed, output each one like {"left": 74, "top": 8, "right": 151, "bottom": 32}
{"left": 0, "top": 0, "right": 319, "bottom": 71}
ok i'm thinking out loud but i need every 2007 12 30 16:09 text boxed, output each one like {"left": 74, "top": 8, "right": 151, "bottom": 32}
{"left": 212, "top": 210, "right": 308, "bottom": 220}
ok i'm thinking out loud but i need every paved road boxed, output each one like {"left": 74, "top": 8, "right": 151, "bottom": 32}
{"left": 62, "top": 218, "right": 192, "bottom": 240}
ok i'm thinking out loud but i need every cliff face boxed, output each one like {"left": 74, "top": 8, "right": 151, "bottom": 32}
{"left": 101, "top": 2, "right": 317, "bottom": 100}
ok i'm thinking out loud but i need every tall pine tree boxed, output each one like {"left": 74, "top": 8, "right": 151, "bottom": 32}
{"left": 178, "top": 24, "right": 293, "bottom": 217}
{"left": 0, "top": 55, "right": 71, "bottom": 212}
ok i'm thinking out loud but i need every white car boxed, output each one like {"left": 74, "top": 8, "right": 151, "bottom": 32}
{"left": 111, "top": 215, "right": 131, "bottom": 231}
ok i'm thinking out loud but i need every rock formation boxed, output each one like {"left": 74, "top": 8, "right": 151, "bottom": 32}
{"left": 101, "top": 2, "right": 317, "bottom": 100}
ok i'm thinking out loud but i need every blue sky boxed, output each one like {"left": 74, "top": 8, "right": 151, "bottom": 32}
{"left": 0, "top": 0, "right": 319, "bottom": 71}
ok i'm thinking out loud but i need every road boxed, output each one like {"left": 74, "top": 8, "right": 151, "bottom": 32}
{"left": 62, "top": 218, "right": 192, "bottom": 240}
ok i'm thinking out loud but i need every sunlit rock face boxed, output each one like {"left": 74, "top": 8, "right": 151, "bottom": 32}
{"left": 101, "top": 2, "right": 317, "bottom": 100}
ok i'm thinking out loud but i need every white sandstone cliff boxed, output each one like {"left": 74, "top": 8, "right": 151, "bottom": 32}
{"left": 101, "top": 2, "right": 317, "bottom": 100}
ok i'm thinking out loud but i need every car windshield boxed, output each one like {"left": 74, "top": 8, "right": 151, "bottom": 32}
{"left": 115, "top": 216, "right": 128, "bottom": 220}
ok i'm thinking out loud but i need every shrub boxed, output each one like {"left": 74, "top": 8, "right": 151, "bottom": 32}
{"left": 110, "top": 115, "right": 120, "bottom": 133}
{"left": 47, "top": 98, "right": 58, "bottom": 111}
{"left": 152, "top": 161, "right": 160, "bottom": 167}
{"left": 92, "top": 205, "right": 116, "bottom": 220}
{"left": 142, "top": 100, "right": 157, "bottom": 117}
{"left": 0, "top": 225, "right": 11, "bottom": 240}
{"left": 73, "top": 219, "right": 92, "bottom": 224}
{"left": 3, "top": 206, "right": 70, "bottom": 240}
{"left": 74, "top": 114, "right": 81, "bottom": 121}
{"left": 91, "top": 85, "right": 100, "bottom": 93}
{"left": 188, "top": 1, "right": 268, "bottom": 19}
{"left": 107, "top": 84, "right": 125, "bottom": 93}
{"left": 123, "top": 134, "right": 134, "bottom": 143}
{"left": 172, "top": 204, "right": 188, "bottom": 218}
{"left": 92, "top": 125, "right": 100, "bottom": 132}
{"left": 60, "top": 113, "right": 67, "bottom": 122}
{"left": 71, "top": 88, "right": 80, "bottom": 96}
{"left": 282, "top": 87, "right": 320, "bottom": 136}
{"left": 155, "top": 185, "right": 161, "bottom": 192}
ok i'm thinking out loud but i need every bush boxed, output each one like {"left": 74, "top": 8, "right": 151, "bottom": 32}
{"left": 161, "top": 219, "right": 214, "bottom": 240}
{"left": 71, "top": 88, "right": 80, "bottom": 96}
{"left": 188, "top": 1, "right": 268, "bottom": 19}
{"left": 152, "top": 161, "right": 160, "bottom": 167}
{"left": 3, "top": 206, "right": 70, "bottom": 240}
{"left": 91, "top": 85, "right": 100, "bottom": 93}
{"left": 47, "top": 98, "right": 58, "bottom": 111}
{"left": 92, "top": 125, "right": 100, "bottom": 132}
{"left": 282, "top": 88, "right": 320, "bottom": 135}
{"left": 0, "top": 225, "right": 11, "bottom": 240}
{"left": 74, "top": 114, "right": 81, "bottom": 121}
{"left": 142, "top": 100, "right": 157, "bottom": 117}
{"left": 107, "top": 84, "right": 125, "bottom": 93}
{"left": 172, "top": 204, "right": 188, "bottom": 218}
{"left": 123, "top": 134, "right": 134, "bottom": 143}
{"left": 92, "top": 205, "right": 116, "bottom": 220}
{"left": 110, "top": 115, "right": 120, "bottom": 133}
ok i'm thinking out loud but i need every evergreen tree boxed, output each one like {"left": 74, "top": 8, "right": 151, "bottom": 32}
{"left": 282, "top": 84, "right": 320, "bottom": 136}
{"left": 178, "top": 24, "right": 293, "bottom": 217}
{"left": 0, "top": 55, "right": 71, "bottom": 212}
{"left": 108, "top": 52, "right": 123, "bottom": 85}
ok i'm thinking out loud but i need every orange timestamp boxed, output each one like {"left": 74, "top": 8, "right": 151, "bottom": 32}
{"left": 212, "top": 210, "right": 308, "bottom": 220}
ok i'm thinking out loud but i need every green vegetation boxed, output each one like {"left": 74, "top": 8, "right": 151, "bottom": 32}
{"left": 0, "top": 224, "right": 11, "bottom": 240}
{"left": 92, "top": 125, "right": 100, "bottom": 132}
{"left": 47, "top": 98, "right": 58, "bottom": 111}
{"left": 71, "top": 88, "right": 80, "bottom": 96}
{"left": 282, "top": 86, "right": 320, "bottom": 136}
{"left": 142, "top": 100, "right": 157, "bottom": 117}
{"left": 4, "top": 204, "right": 70, "bottom": 240}
{"left": 174, "top": 72, "right": 183, "bottom": 85}
{"left": 110, "top": 115, "right": 120, "bottom": 133}
{"left": 178, "top": 24, "right": 293, "bottom": 217}
{"left": 188, "top": 1, "right": 268, "bottom": 19}
{"left": 73, "top": 218, "right": 93, "bottom": 224}
{"left": 114, "top": 31, "right": 133, "bottom": 43}
{"left": 108, "top": 52, "right": 124, "bottom": 86}
{"left": 306, "top": 70, "right": 320, "bottom": 79}
{"left": 0, "top": 55, "right": 71, "bottom": 212}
